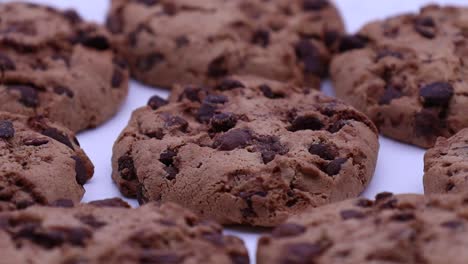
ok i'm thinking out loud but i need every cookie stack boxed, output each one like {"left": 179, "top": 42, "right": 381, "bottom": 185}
{"left": 1, "top": 0, "right": 468, "bottom": 263}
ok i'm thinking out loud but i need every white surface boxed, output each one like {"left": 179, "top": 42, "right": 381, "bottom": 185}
{"left": 6, "top": 0, "right": 468, "bottom": 262}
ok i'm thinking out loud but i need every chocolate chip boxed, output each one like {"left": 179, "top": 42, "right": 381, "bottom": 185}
{"left": 41, "top": 127, "right": 74, "bottom": 149}
{"left": 208, "top": 55, "right": 228, "bottom": 78}
{"left": 165, "top": 116, "right": 188, "bottom": 132}
{"left": 7, "top": 84, "right": 39, "bottom": 108}
{"left": 175, "top": 35, "right": 189, "bottom": 48}
{"left": 295, "top": 39, "right": 326, "bottom": 77}
{"left": 140, "top": 253, "right": 183, "bottom": 264}
{"left": 446, "top": 182, "right": 455, "bottom": 192}
{"left": 0, "top": 120, "right": 14, "bottom": 139}
{"left": 75, "top": 34, "right": 110, "bottom": 50}
{"left": 324, "top": 158, "right": 347, "bottom": 176}
{"left": 308, "top": 143, "right": 337, "bottom": 160}
{"left": 197, "top": 103, "right": 217, "bottom": 123}
{"left": 111, "top": 68, "right": 124, "bottom": 88}
{"left": 137, "top": 53, "right": 165, "bottom": 72}
{"left": 50, "top": 199, "right": 74, "bottom": 208}
{"left": 391, "top": 213, "right": 415, "bottom": 222}
{"left": 355, "top": 199, "right": 374, "bottom": 207}
{"left": 63, "top": 9, "right": 82, "bottom": 24}
{"left": 340, "top": 209, "right": 365, "bottom": 220}
{"left": 375, "top": 192, "right": 393, "bottom": 201}
{"left": 210, "top": 113, "right": 237, "bottom": 132}
{"left": 272, "top": 223, "right": 306, "bottom": 238}
{"left": 205, "top": 94, "right": 228, "bottom": 104}
{"left": 324, "top": 30, "right": 340, "bottom": 47}
{"left": 216, "top": 79, "right": 245, "bottom": 91}
{"left": 252, "top": 29, "right": 270, "bottom": 47}
{"left": 288, "top": 116, "right": 324, "bottom": 132}
{"left": 180, "top": 87, "right": 202, "bottom": 102}
{"left": 118, "top": 154, "right": 137, "bottom": 180}
{"left": 214, "top": 129, "right": 252, "bottom": 151}
{"left": 23, "top": 138, "right": 49, "bottom": 146}
{"left": 88, "top": 198, "right": 130, "bottom": 208}
{"left": 414, "top": 16, "right": 436, "bottom": 39}
{"left": 379, "top": 84, "right": 403, "bottom": 105}
{"left": 260, "top": 84, "right": 284, "bottom": 99}
{"left": 53, "top": 85, "right": 74, "bottom": 98}
{"left": 419, "top": 82, "right": 454, "bottom": 107}
{"left": 303, "top": 0, "right": 329, "bottom": 10}
{"left": 147, "top": 95, "right": 168, "bottom": 110}
{"left": 77, "top": 215, "right": 106, "bottom": 229}
{"left": 339, "top": 35, "right": 368, "bottom": 52}
{"left": 0, "top": 53, "right": 15, "bottom": 71}
{"left": 159, "top": 149, "right": 177, "bottom": 166}
{"left": 72, "top": 156, "right": 88, "bottom": 185}
{"left": 414, "top": 109, "right": 441, "bottom": 137}
{"left": 136, "top": 184, "right": 149, "bottom": 205}
{"left": 255, "top": 135, "right": 288, "bottom": 164}
{"left": 441, "top": 220, "right": 464, "bottom": 229}
{"left": 14, "top": 226, "right": 91, "bottom": 249}
{"left": 230, "top": 253, "right": 250, "bottom": 264}
{"left": 164, "top": 166, "right": 178, "bottom": 180}
{"left": 136, "top": 0, "right": 159, "bottom": 6}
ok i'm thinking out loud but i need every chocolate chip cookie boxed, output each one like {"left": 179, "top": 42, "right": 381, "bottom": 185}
{"left": 258, "top": 192, "right": 468, "bottom": 264}
{"left": 112, "top": 75, "right": 379, "bottom": 226}
{"left": 0, "top": 111, "right": 93, "bottom": 211}
{"left": 0, "top": 2, "right": 129, "bottom": 132}
{"left": 106, "top": 0, "right": 344, "bottom": 89}
{"left": 0, "top": 199, "right": 249, "bottom": 264}
{"left": 424, "top": 128, "right": 468, "bottom": 194}
{"left": 331, "top": 4, "right": 468, "bottom": 148}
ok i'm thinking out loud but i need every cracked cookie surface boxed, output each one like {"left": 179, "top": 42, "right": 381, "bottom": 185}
{"left": 0, "top": 2, "right": 129, "bottom": 132}
{"left": 258, "top": 192, "right": 468, "bottom": 264}
{"left": 107, "top": 0, "right": 344, "bottom": 89}
{"left": 424, "top": 128, "right": 468, "bottom": 194}
{"left": 0, "top": 199, "right": 249, "bottom": 264}
{"left": 331, "top": 4, "right": 468, "bottom": 148}
{"left": 0, "top": 111, "right": 93, "bottom": 211}
{"left": 112, "top": 76, "right": 379, "bottom": 226}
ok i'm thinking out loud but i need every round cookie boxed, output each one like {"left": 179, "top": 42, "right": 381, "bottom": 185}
{"left": 0, "top": 2, "right": 129, "bottom": 132}
{"left": 106, "top": 0, "right": 345, "bottom": 89}
{"left": 258, "top": 192, "right": 468, "bottom": 264}
{"left": 0, "top": 199, "right": 249, "bottom": 264}
{"left": 330, "top": 4, "right": 468, "bottom": 148}
{"left": 112, "top": 76, "right": 379, "bottom": 226}
{"left": 424, "top": 128, "right": 468, "bottom": 194}
{"left": 0, "top": 111, "right": 93, "bottom": 211}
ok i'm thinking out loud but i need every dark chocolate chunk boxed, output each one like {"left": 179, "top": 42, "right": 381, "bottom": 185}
{"left": 0, "top": 53, "right": 16, "bottom": 71}
{"left": 414, "top": 16, "right": 436, "bottom": 39}
{"left": 147, "top": 95, "right": 168, "bottom": 110}
{"left": 7, "top": 84, "right": 40, "bottom": 108}
{"left": 281, "top": 242, "right": 327, "bottom": 263}
{"left": 210, "top": 113, "right": 237, "bottom": 132}
{"left": 175, "top": 35, "right": 189, "bottom": 48}
{"left": 414, "top": 109, "right": 441, "bottom": 137}
{"left": 165, "top": 116, "right": 189, "bottom": 132}
{"left": 441, "top": 220, "right": 464, "bottom": 229}
{"left": 62, "top": 9, "right": 82, "bottom": 24}
{"left": 159, "top": 149, "right": 177, "bottom": 166}
{"left": 136, "top": 0, "right": 159, "bottom": 6}
{"left": 260, "top": 84, "right": 284, "bottom": 99}
{"left": 208, "top": 55, "right": 228, "bottom": 78}
{"left": 50, "top": 199, "right": 74, "bottom": 208}
{"left": 272, "top": 223, "right": 306, "bottom": 238}
{"left": 106, "top": 13, "right": 123, "bottom": 34}
{"left": 375, "top": 192, "right": 393, "bottom": 201}
{"left": 295, "top": 39, "right": 326, "bottom": 77}
{"left": 339, "top": 35, "right": 368, "bottom": 52}
{"left": 71, "top": 156, "right": 88, "bottom": 185}
{"left": 77, "top": 214, "right": 106, "bottom": 229}
{"left": 118, "top": 154, "right": 137, "bottom": 180}
{"left": 419, "top": 82, "right": 454, "bottom": 107}
{"left": 111, "top": 68, "right": 124, "bottom": 88}
{"left": 379, "top": 85, "right": 403, "bottom": 105}
{"left": 53, "top": 85, "right": 74, "bottom": 98}
{"left": 252, "top": 29, "right": 270, "bottom": 47}
{"left": 137, "top": 53, "right": 165, "bottom": 72}
{"left": 88, "top": 198, "right": 130, "bottom": 208}
{"left": 216, "top": 79, "right": 245, "bottom": 91}
{"left": 41, "top": 127, "right": 74, "bottom": 150}
{"left": 324, "top": 158, "right": 347, "bottom": 176}
{"left": 303, "top": 0, "right": 329, "bottom": 11}
{"left": 391, "top": 213, "right": 415, "bottom": 222}
{"left": 0, "top": 120, "right": 14, "bottom": 139}
{"left": 288, "top": 116, "right": 324, "bottom": 132}
{"left": 340, "top": 209, "right": 366, "bottom": 220}
{"left": 308, "top": 143, "right": 338, "bottom": 160}
{"left": 197, "top": 103, "right": 217, "bottom": 123}
{"left": 214, "top": 129, "right": 252, "bottom": 151}
{"left": 23, "top": 138, "right": 49, "bottom": 146}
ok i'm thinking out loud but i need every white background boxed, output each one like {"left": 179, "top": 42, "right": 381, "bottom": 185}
{"left": 4, "top": 0, "right": 468, "bottom": 262}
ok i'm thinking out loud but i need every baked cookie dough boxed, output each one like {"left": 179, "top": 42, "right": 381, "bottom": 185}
{"left": 112, "top": 75, "right": 379, "bottom": 226}
{"left": 258, "top": 192, "right": 468, "bottom": 264}
{"left": 424, "top": 128, "right": 468, "bottom": 194}
{"left": 0, "top": 199, "right": 249, "bottom": 264}
{"left": 331, "top": 4, "right": 468, "bottom": 148}
{"left": 106, "top": 0, "right": 345, "bottom": 88}
{"left": 0, "top": 111, "right": 93, "bottom": 211}
{"left": 0, "top": 2, "right": 129, "bottom": 132}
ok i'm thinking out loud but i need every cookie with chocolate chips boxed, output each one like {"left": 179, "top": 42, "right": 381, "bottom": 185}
{"left": 0, "top": 199, "right": 249, "bottom": 264}
{"left": 106, "top": 0, "right": 344, "bottom": 89}
{"left": 331, "top": 4, "right": 468, "bottom": 148}
{"left": 112, "top": 76, "right": 379, "bottom": 226}
{"left": 424, "top": 128, "right": 468, "bottom": 194}
{"left": 0, "top": 2, "right": 129, "bottom": 132}
{"left": 258, "top": 192, "right": 468, "bottom": 264}
{"left": 0, "top": 111, "right": 93, "bottom": 211}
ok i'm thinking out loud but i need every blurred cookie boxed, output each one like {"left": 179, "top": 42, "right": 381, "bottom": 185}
{"left": 0, "top": 2, "right": 129, "bottom": 132}
{"left": 107, "top": 0, "right": 344, "bottom": 88}
{"left": 331, "top": 5, "right": 468, "bottom": 148}
{"left": 258, "top": 192, "right": 468, "bottom": 264}
{"left": 0, "top": 111, "right": 93, "bottom": 211}
{"left": 424, "top": 128, "right": 468, "bottom": 194}
{"left": 0, "top": 199, "right": 249, "bottom": 264}
{"left": 112, "top": 76, "right": 379, "bottom": 226}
